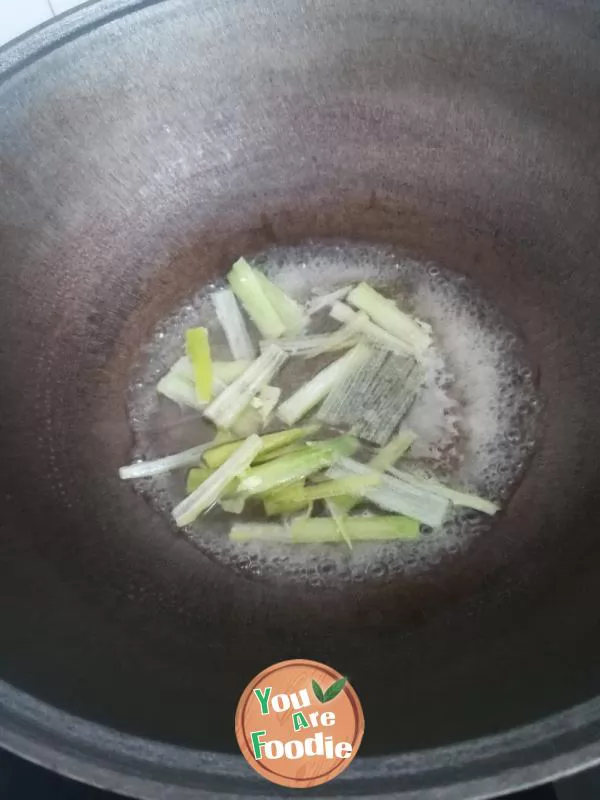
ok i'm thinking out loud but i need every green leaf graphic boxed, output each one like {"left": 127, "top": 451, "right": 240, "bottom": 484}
{"left": 323, "top": 676, "right": 347, "bottom": 702}
{"left": 312, "top": 679, "right": 325, "bottom": 703}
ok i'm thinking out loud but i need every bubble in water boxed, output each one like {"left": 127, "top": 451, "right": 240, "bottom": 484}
{"left": 124, "top": 242, "right": 541, "bottom": 587}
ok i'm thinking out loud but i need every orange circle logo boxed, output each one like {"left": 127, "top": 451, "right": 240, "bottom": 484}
{"left": 235, "top": 659, "right": 364, "bottom": 788}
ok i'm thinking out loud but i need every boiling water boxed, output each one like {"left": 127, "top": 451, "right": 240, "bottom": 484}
{"left": 127, "top": 243, "right": 541, "bottom": 585}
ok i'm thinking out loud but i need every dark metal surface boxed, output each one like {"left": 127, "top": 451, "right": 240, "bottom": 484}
{"left": 1, "top": 0, "right": 600, "bottom": 797}
{"left": 0, "top": 746, "right": 565, "bottom": 800}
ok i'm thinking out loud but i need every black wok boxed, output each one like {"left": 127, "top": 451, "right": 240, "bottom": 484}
{"left": 1, "top": 0, "right": 600, "bottom": 797}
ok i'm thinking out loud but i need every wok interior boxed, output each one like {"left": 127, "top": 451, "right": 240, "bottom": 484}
{"left": 1, "top": 0, "right": 600, "bottom": 764}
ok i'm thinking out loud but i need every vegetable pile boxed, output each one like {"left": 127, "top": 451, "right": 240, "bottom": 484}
{"left": 120, "top": 258, "right": 499, "bottom": 546}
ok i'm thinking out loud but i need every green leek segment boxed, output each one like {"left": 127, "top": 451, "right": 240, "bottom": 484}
{"left": 186, "top": 327, "right": 213, "bottom": 403}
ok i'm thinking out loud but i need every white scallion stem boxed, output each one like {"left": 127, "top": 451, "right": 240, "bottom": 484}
{"left": 172, "top": 356, "right": 247, "bottom": 387}
{"left": 325, "top": 499, "right": 353, "bottom": 549}
{"left": 305, "top": 285, "right": 353, "bottom": 316}
{"left": 157, "top": 372, "right": 206, "bottom": 410}
{"left": 277, "top": 342, "right": 371, "bottom": 426}
{"left": 254, "top": 272, "right": 307, "bottom": 335}
{"left": 212, "top": 289, "right": 257, "bottom": 360}
{"left": 327, "top": 457, "right": 450, "bottom": 528}
{"left": 370, "top": 430, "right": 417, "bottom": 471}
{"left": 119, "top": 444, "right": 210, "bottom": 480}
{"left": 230, "top": 516, "right": 420, "bottom": 543}
{"left": 257, "top": 385, "right": 281, "bottom": 424}
{"left": 230, "top": 523, "right": 289, "bottom": 542}
{"left": 204, "top": 344, "right": 288, "bottom": 429}
{"left": 172, "top": 435, "right": 262, "bottom": 526}
{"left": 330, "top": 302, "right": 414, "bottom": 356}
{"left": 346, "top": 282, "right": 432, "bottom": 352}
{"left": 228, "top": 257, "right": 286, "bottom": 339}
{"left": 271, "top": 311, "right": 367, "bottom": 359}
{"left": 386, "top": 468, "right": 499, "bottom": 516}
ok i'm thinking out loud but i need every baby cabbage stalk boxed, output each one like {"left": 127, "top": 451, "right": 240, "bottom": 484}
{"left": 172, "top": 435, "right": 262, "bottom": 526}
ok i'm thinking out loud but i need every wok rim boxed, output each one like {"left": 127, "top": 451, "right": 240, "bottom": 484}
{"left": 2, "top": 1, "right": 600, "bottom": 797}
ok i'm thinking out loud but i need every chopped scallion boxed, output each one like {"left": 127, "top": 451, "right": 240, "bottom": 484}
{"left": 203, "top": 425, "right": 320, "bottom": 469}
{"left": 228, "top": 258, "right": 286, "bottom": 339}
{"left": 386, "top": 468, "right": 499, "bottom": 516}
{"left": 204, "top": 344, "right": 287, "bottom": 429}
{"left": 119, "top": 443, "right": 210, "bottom": 481}
{"left": 254, "top": 272, "right": 306, "bottom": 335}
{"left": 305, "top": 285, "right": 353, "bottom": 316}
{"left": 237, "top": 437, "right": 357, "bottom": 497}
{"left": 229, "top": 516, "right": 420, "bottom": 543}
{"left": 346, "top": 282, "right": 432, "bottom": 352}
{"left": 186, "top": 327, "right": 212, "bottom": 403}
{"left": 172, "top": 434, "right": 262, "bottom": 526}
{"left": 212, "top": 288, "right": 256, "bottom": 360}
{"left": 327, "top": 457, "right": 450, "bottom": 528}
{"left": 277, "top": 342, "right": 371, "bottom": 426}
{"left": 330, "top": 302, "right": 413, "bottom": 356}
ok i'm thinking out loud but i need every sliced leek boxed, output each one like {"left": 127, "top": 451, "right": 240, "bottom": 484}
{"left": 229, "top": 516, "right": 420, "bottom": 543}
{"left": 228, "top": 257, "right": 286, "bottom": 339}
{"left": 346, "top": 282, "right": 432, "bottom": 352}
{"left": 204, "top": 344, "right": 287, "bottom": 429}
{"left": 277, "top": 342, "right": 371, "bottom": 426}
{"left": 119, "top": 444, "right": 209, "bottom": 480}
{"left": 305, "top": 285, "right": 352, "bottom": 316}
{"left": 212, "top": 288, "right": 256, "bottom": 360}
{"left": 386, "top": 468, "right": 499, "bottom": 515}
{"left": 172, "top": 356, "right": 250, "bottom": 386}
{"left": 237, "top": 436, "right": 357, "bottom": 496}
{"left": 172, "top": 435, "right": 262, "bottom": 526}
{"left": 186, "top": 327, "right": 212, "bottom": 403}
{"left": 319, "top": 348, "right": 423, "bottom": 445}
{"left": 254, "top": 271, "right": 306, "bottom": 335}
{"left": 330, "top": 302, "right": 413, "bottom": 356}
{"left": 203, "top": 425, "right": 320, "bottom": 469}
{"left": 257, "top": 385, "right": 281, "bottom": 424}
{"left": 327, "top": 457, "right": 450, "bottom": 528}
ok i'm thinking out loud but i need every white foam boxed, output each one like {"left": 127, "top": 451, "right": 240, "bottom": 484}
{"left": 126, "top": 243, "right": 541, "bottom": 586}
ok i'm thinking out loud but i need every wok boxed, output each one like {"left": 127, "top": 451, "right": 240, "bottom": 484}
{"left": 1, "top": 0, "right": 600, "bottom": 797}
